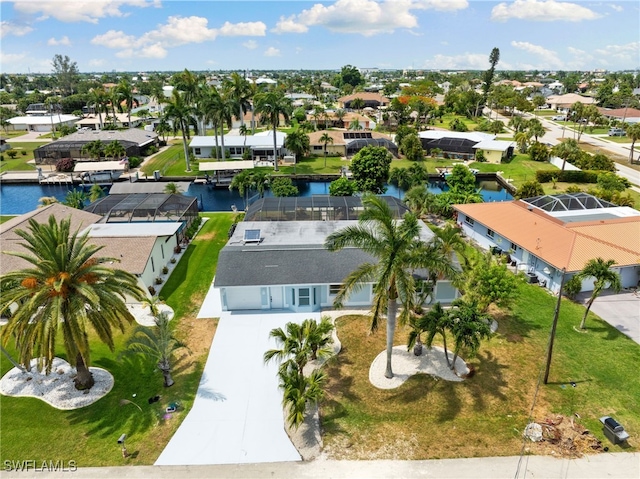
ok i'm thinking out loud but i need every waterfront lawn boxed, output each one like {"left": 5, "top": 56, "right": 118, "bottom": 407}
{"left": 0, "top": 142, "right": 48, "bottom": 173}
{"left": 320, "top": 281, "right": 640, "bottom": 460}
{"left": 469, "top": 154, "right": 554, "bottom": 187}
{"left": 0, "top": 213, "right": 235, "bottom": 466}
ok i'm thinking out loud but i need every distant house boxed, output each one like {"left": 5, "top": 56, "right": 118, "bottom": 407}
{"left": 453, "top": 194, "right": 640, "bottom": 293}
{"left": 597, "top": 107, "right": 640, "bottom": 125}
{"left": 546, "top": 93, "right": 596, "bottom": 111}
{"left": 7, "top": 114, "right": 79, "bottom": 133}
{"left": 307, "top": 130, "right": 398, "bottom": 158}
{"left": 338, "top": 92, "right": 390, "bottom": 109}
{"left": 33, "top": 129, "right": 158, "bottom": 165}
{"left": 419, "top": 131, "right": 514, "bottom": 163}
{"left": 189, "top": 131, "right": 288, "bottom": 161}
{"left": 306, "top": 111, "right": 374, "bottom": 130}
{"left": 214, "top": 196, "right": 459, "bottom": 312}
{"left": 76, "top": 112, "right": 143, "bottom": 130}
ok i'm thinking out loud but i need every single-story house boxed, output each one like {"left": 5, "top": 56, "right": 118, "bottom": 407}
{"left": 597, "top": 107, "right": 640, "bottom": 125}
{"left": 546, "top": 93, "right": 597, "bottom": 111}
{"left": 419, "top": 131, "right": 514, "bottom": 162}
{"left": 33, "top": 129, "right": 158, "bottom": 165}
{"left": 306, "top": 111, "right": 374, "bottom": 130}
{"left": 190, "top": 131, "right": 289, "bottom": 161}
{"left": 75, "top": 113, "right": 143, "bottom": 130}
{"left": 453, "top": 193, "right": 640, "bottom": 293}
{"left": 214, "top": 196, "right": 459, "bottom": 312}
{"left": 338, "top": 92, "right": 390, "bottom": 109}
{"left": 7, "top": 114, "right": 80, "bottom": 132}
{"left": 307, "top": 130, "right": 398, "bottom": 158}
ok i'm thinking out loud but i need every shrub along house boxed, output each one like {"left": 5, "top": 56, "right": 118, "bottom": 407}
{"left": 214, "top": 196, "right": 459, "bottom": 312}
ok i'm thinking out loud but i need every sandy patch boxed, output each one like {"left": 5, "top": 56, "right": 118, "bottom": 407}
{"left": 369, "top": 345, "right": 469, "bottom": 389}
{"left": 0, "top": 357, "right": 113, "bottom": 410}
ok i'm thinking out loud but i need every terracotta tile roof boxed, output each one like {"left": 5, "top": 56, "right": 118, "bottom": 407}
{"left": 338, "top": 92, "right": 390, "bottom": 103}
{"left": 454, "top": 201, "right": 640, "bottom": 272}
{"left": 597, "top": 107, "right": 640, "bottom": 119}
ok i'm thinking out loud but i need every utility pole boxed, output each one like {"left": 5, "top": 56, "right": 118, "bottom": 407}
{"left": 544, "top": 268, "right": 566, "bottom": 384}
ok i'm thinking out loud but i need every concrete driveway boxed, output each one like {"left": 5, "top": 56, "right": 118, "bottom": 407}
{"left": 576, "top": 290, "right": 640, "bottom": 344}
{"left": 155, "top": 310, "right": 320, "bottom": 466}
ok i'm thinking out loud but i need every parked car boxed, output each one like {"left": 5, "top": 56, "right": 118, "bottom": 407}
{"left": 551, "top": 115, "right": 567, "bottom": 121}
{"left": 608, "top": 128, "right": 625, "bottom": 137}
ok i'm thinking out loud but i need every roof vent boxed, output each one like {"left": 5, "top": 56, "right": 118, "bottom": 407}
{"left": 243, "top": 229, "right": 261, "bottom": 244}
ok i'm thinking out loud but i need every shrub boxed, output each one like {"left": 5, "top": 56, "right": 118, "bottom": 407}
{"left": 155, "top": 277, "right": 163, "bottom": 285}
{"left": 535, "top": 170, "right": 600, "bottom": 184}
{"left": 174, "top": 245, "right": 182, "bottom": 254}
{"left": 528, "top": 142, "right": 550, "bottom": 162}
{"left": 145, "top": 145, "right": 159, "bottom": 155}
{"left": 148, "top": 286, "right": 156, "bottom": 296}
{"left": 21, "top": 150, "right": 27, "bottom": 156}
{"left": 563, "top": 275, "right": 582, "bottom": 299}
{"left": 475, "top": 150, "right": 486, "bottom": 162}
{"left": 170, "top": 258, "right": 176, "bottom": 264}
{"left": 0, "top": 154, "right": 4, "bottom": 161}
{"left": 128, "top": 156, "right": 142, "bottom": 168}
{"left": 162, "top": 266, "right": 169, "bottom": 274}
{"left": 55, "top": 157, "right": 75, "bottom": 172}
{"left": 6, "top": 149, "right": 18, "bottom": 159}
{"left": 565, "top": 185, "right": 583, "bottom": 193}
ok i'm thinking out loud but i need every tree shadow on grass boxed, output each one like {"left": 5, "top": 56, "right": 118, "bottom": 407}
{"left": 463, "top": 351, "right": 509, "bottom": 413}
{"left": 497, "top": 311, "right": 542, "bottom": 343}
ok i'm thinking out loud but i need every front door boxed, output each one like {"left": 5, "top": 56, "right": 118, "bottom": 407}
{"left": 269, "top": 287, "right": 283, "bottom": 309}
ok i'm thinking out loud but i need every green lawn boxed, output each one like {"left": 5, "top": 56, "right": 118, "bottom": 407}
{"left": 320, "top": 282, "right": 640, "bottom": 460}
{"left": 0, "top": 216, "right": 16, "bottom": 224}
{"left": 0, "top": 142, "right": 48, "bottom": 173}
{"left": 0, "top": 212, "right": 236, "bottom": 466}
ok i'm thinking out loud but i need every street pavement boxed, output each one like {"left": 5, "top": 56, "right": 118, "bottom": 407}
{"left": 5, "top": 453, "right": 639, "bottom": 479}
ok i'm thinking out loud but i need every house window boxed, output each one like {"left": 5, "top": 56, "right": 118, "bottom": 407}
{"left": 510, "top": 242, "right": 517, "bottom": 251}
{"left": 313, "top": 145, "right": 323, "bottom": 151}
{"left": 299, "top": 288, "right": 310, "bottom": 306}
{"left": 161, "top": 244, "right": 164, "bottom": 259}
{"left": 151, "top": 257, "right": 155, "bottom": 272}
{"left": 291, "top": 289, "right": 295, "bottom": 306}
{"left": 487, "top": 229, "right": 495, "bottom": 238}
{"left": 329, "top": 284, "right": 341, "bottom": 295}
{"left": 194, "top": 148, "right": 201, "bottom": 155}
{"left": 465, "top": 216, "right": 475, "bottom": 226}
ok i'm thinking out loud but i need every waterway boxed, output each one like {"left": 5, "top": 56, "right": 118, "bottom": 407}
{"left": 0, "top": 179, "right": 512, "bottom": 215}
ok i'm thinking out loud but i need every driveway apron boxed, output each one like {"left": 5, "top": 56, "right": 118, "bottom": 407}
{"left": 155, "top": 311, "right": 320, "bottom": 465}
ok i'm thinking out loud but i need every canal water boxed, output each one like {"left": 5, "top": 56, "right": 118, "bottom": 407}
{"left": 0, "top": 179, "right": 512, "bottom": 215}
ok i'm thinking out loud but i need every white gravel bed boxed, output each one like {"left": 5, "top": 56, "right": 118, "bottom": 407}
{"left": 0, "top": 357, "right": 114, "bottom": 410}
{"left": 369, "top": 345, "right": 469, "bottom": 389}
{"left": 127, "top": 303, "right": 175, "bottom": 327}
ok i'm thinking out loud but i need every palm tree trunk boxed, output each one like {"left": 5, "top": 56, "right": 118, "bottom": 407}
{"left": 214, "top": 125, "right": 220, "bottom": 161}
{"left": 580, "top": 295, "right": 596, "bottom": 330}
{"left": 451, "top": 346, "right": 460, "bottom": 373}
{"left": 74, "top": 352, "right": 95, "bottom": 390}
{"left": 221, "top": 132, "right": 227, "bottom": 161}
{"left": 441, "top": 332, "right": 451, "bottom": 367}
{"left": 181, "top": 127, "right": 191, "bottom": 172}
{"left": 385, "top": 299, "right": 397, "bottom": 378}
{"left": 272, "top": 126, "right": 279, "bottom": 172}
{"left": 159, "top": 361, "right": 175, "bottom": 387}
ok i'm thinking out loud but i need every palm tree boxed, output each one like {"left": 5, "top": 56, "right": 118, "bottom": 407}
{"left": 626, "top": 123, "right": 640, "bottom": 164}
{"left": 0, "top": 216, "right": 146, "bottom": 390}
{"left": 164, "top": 182, "right": 183, "bottom": 195}
{"left": 448, "top": 298, "right": 492, "bottom": 374}
{"left": 527, "top": 119, "right": 546, "bottom": 142}
{"left": 254, "top": 90, "right": 292, "bottom": 172}
{"left": 164, "top": 89, "right": 197, "bottom": 172}
{"left": 88, "top": 87, "right": 108, "bottom": 129}
{"left": 223, "top": 72, "right": 252, "bottom": 130}
{"left": 82, "top": 140, "right": 103, "bottom": 161}
{"left": 334, "top": 108, "right": 347, "bottom": 128}
{"left": 229, "top": 170, "right": 254, "bottom": 209}
{"left": 124, "top": 311, "right": 186, "bottom": 387}
{"left": 350, "top": 97, "right": 365, "bottom": 113}
{"left": 116, "top": 79, "right": 136, "bottom": 128}
{"left": 239, "top": 124, "right": 249, "bottom": 148}
{"left": 407, "top": 302, "right": 452, "bottom": 363}
{"left": 63, "top": 189, "right": 87, "bottom": 210}
{"left": 325, "top": 194, "right": 455, "bottom": 379}
{"left": 88, "top": 184, "right": 104, "bottom": 203}
{"left": 319, "top": 132, "right": 334, "bottom": 167}
{"left": 576, "top": 258, "right": 621, "bottom": 330}
{"left": 104, "top": 140, "right": 125, "bottom": 160}
{"left": 284, "top": 128, "right": 310, "bottom": 163}
{"left": 279, "top": 367, "right": 326, "bottom": 430}
{"left": 551, "top": 138, "right": 581, "bottom": 173}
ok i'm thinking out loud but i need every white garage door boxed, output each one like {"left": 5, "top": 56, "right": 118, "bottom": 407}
{"left": 225, "top": 286, "right": 263, "bottom": 310}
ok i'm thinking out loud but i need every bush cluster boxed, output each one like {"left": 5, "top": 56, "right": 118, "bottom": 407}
{"left": 55, "top": 157, "right": 75, "bottom": 172}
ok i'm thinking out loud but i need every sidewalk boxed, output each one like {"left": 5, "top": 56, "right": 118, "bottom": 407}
{"left": 10, "top": 453, "right": 639, "bottom": 478}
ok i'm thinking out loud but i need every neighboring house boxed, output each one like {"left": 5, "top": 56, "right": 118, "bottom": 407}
{"left": 7, "top": 114, "right": 80, "bottom": 133}
{"left": 33, "top": 129, "right": 158, "bottom": 164}
{"left": 230, "top": 111, "right": 288, "bottom": 130}
{"left": 338, "top": 92, "right": 390, "bottom": 109}
{"left": 306, "top": 111, "right": 374, "bottom": 130}
{"left": 453, "top": 193, "right": 640, "bottom": 293}
{"left": 215, "top": 196, "right": 459, "bottom": 312}
{"left": 307, "top": 130, "right": 398, "bottom": 158}
{"left": 190, "top": 131, "right": 288, "bottom": 161}
{"left": 419, "top": 131, "right": 514, "bottom": 162}
{"left": 597, "top": 107, "right": 640, "bottom": 125}
{"left": 75, "top": 112, "right": 143, "bottom": 130}
{"left": 546, "top": 93, "right": 597, "bottom": 111}
{"left": 0, "top": 203, "right": 185, "bottom": 298}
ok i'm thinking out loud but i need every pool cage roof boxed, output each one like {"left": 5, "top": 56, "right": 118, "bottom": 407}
{"left": 84, "top": 193, "right": 198, "bottom": 223}
{"left": 34, "top": 140, "right": 139, "bottom": 159}
{"left": 523, "top": 193, "right": 616, "bottom": 212}
{"left": 244, "top": 195, "right": 409, "bottom": 222}
{"left": 346, "top": 137, "right": 398, "bottom": 157}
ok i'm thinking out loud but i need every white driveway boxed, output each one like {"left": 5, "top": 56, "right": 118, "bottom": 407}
{"left": 155, "top": 309, "right": 320, "bottom": 465}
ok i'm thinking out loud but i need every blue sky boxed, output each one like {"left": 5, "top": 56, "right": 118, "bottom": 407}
{"left": 1, "top": 0, "right": 638, "bottom": 74}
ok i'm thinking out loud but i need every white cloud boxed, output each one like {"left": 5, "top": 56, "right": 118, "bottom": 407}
{"left": 594, "top": 42, "right": 640, "bottom": 63}
{"left": 0, "top": 52, "right": 27, "bottom": 64}
{"left": 491, "top": 0, "right": 600, "bottom": 22}
{"left": 13, "top": 0, "right": 160, "bottom": 24}
{"left": 0, "top": 22, "right": 33, "bottom": 38}
{"left": 273, "top": 0, "right": 467, "bottom": 36}
{"left": 88, "top": 59, "right": 107, "bottom": 67}
{"left": 264, "top": 47, "right": 281, "bottom": 57}
{"left": 242, "top": 40, "right": 258, "bottom": 50}
{"left": 511, "top": 40, "right": 563, "bottom": 67}
{"left": 608, "top": 4, "right": 623, "bottom": 13}
{"left": 91, "top": 16, "right": 267, "bottom": 59}
{"left": 47, "top": 36, "right": 71, "bottom": 46}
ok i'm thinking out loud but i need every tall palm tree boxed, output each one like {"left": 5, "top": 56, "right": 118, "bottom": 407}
{"left": 325, "top": 194, "right": 454, "bottom": 379}
{"left": 551, "top": 138, "right": 581, "bottom": 173}
{"left": 284, "top": 128, "right": 310, "bottom": 163}
{"left": 88, "top": 184, "right": 104, "bottom": 203}
{"left": 0, "top": 216, "right": 146, "bottom": 390}
{"left": 213, "top": 92, "right": 235, "bottom": 162}
{"left": 626, "top": 123, "right": 640, "bottom": 164}
{"left": 319, "top": 132, "right": 334, "bottom": 167}
{"left": 116, "top": 79, "right": 136, "bottom": 128}
{"left": 164, "top": 89, "right": 197, "bottom": 172}
{"left": 254, "top": 89, "right": 292, "bottom": 172}
{"left": 229, "top": 170, "right": 254, "bottom": 210}
{"left": 407, "top": 302, "right": 452, "bottom": 363}
{"left": 88, "top": 87, "right": 108, "bottom": 129}
{"left": 223, "top": 72, "right": 252, "bottom": 130}
{"left": 124, "top": 311, "right": 186, "bottom": 387}
{"left": 63, "top": 189, "right": 87, "bottom": 210}
{"left": 334, "top": 108, "right": 346, "bottom": 128}
{"left": 82, "top": 140, "right": 103, "bottom": 161}
{"left": 164, "top": 182, "right": 183, "bottom": 195}
{"left": 576, "top": 258, "right": 621, "bottom": 330}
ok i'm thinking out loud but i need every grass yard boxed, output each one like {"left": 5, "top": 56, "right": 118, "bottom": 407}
{"left": 0, "top": 216, "right": 16, "bottom": 224}
{"left": 0, "top": 142, "right": 48, "bottom": 173}
{"left": 320, "top": 282, "right": 640, "bottom": 460}
{"left": 0, "top": 212, "right": 236, "bottom": 466}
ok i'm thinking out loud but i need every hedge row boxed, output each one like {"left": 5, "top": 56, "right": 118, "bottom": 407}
{"left": 535, "top": 170, "right": 603, "bottom": 183}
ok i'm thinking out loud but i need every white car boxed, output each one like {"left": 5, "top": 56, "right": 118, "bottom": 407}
{"left": 551, "top": 115, "right": 567, "bottom": 121}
